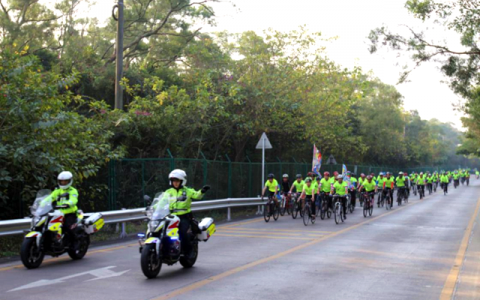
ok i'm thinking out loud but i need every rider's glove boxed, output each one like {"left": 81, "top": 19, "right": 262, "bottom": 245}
{"left": 201, "top": 185, "right": 211, "bottom": 194}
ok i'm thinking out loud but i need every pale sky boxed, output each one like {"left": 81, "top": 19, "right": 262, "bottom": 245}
{"left": 89, "top": 0, "right": 466, "bottom": 129}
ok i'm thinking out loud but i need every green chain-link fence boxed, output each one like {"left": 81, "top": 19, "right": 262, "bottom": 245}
{"left": 107, "top": 157, "right": 475, "bottom": 210}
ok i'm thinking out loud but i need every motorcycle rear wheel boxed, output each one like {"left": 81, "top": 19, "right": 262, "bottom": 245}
{"left": 68, "top": 234, "right": 90, "bottom": 260}
{"left": 180, "top": 244, "right": 198, "bottom": 268}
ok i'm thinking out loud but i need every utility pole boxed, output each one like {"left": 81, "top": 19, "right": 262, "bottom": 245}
{"left": 113, "top": 0, "right": 124, "bottom": 110}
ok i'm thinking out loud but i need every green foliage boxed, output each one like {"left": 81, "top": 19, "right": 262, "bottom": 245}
{"left": 0, "top": 50, "right": 124, "bottom": 219}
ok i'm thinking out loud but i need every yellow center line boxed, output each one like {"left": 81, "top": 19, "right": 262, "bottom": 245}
{"left": 214, "top": 233, "right": 314, "bottom": 241}
{"left": 440, "top": 195, "right": 480, "bottom": 300}
{"left": 0, "top": 243, "right": 137, "bottom": 272}
{"left": 153, "top": 196, "right": 427, "bottom": 300}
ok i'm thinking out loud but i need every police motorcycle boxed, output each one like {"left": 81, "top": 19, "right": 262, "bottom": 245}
{"left": 20, "top": 190, "right": 104, "bottom": 269}
{"left": 138, "top": 192, "right": 216, "bottom": 278}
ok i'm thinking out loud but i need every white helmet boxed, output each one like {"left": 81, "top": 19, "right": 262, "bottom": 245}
{"left": 169, "top": 169, "right": 187, "bottom": 186}
{"left": 337, "top": 175, "right": 343, "bottom": 179}
{"left": 57, "top": 171, "right": 73, "bottom": 190}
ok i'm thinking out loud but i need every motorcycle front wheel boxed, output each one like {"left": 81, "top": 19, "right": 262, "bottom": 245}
{"left": 141, "top": 244, "right": 162, "bottom": 279}
{"left": 20, "top": 238, "right": 44, "bottom": 269}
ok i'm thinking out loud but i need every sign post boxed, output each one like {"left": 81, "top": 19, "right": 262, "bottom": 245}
{"left": 256, "top": 132, "right": 272, "bottom": 214}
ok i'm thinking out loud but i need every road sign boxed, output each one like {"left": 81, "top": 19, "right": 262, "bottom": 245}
{"left": 255, "top": 132, "right": 272, "bottom": 149}
{"left": 9, "top": 266, "right": 130, "bottom": 292}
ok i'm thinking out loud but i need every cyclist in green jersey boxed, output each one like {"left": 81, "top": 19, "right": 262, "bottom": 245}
{"left": 261, "top": 173, "right": 279, "bottom": 204}
{"left": 301, "top": 177, "right": 317, "bottom": 219}
{"left": 331, "top": 175, "right": 349, "bottom": 219}
{"left": 319, "top": 172, "right": 333, "bottom": 210}
{"left": 440, "top": 172, "right": 449, "bottom": 194}
{"left": 396, "top": 172, "right": 407, "bottom": 204}
{"left": 358, "top": 175, "right": 377, "bottom": 206}
{"left": 383, "top": 172, "right": 395, "bottom": 207}
{"left": 416, "top": 172, "right": 427, "bottom": 198}
{"left": 289, "top": 174, "right": 305, "bottom": 205}
{"left": 426, "top": 173, "right": 434, "bottom": 194}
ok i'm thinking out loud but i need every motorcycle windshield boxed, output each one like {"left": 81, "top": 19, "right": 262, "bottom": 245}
{"left": 31, "top": 190, "right": 53, "bottom": 217}
{"left": 147, "top": 192, "right": 176, "bottom": 221}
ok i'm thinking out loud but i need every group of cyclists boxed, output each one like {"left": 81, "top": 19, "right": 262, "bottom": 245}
{"left": 261, "top": 168, "right": 478, "bottom": 225}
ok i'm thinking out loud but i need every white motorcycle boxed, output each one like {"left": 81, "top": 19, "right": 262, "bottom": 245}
{"left": 138, "top": 192, "right": 216, "bottom": 278}
{"left": 21, "top": 190, "right": 104, "bottom": 269}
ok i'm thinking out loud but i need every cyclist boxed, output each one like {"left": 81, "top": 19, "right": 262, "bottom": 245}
{"left": 396, "top": 172, "right": 407, "bottom": 204}
{"left": 466, "top": 170, "right": 470, "bottom": 185}
{"left": 319, "top": 172, "right": 333, "bottom": 211}
{"left": 476, "top": 170, "right": 479, "bottom": 179}
{"left": 331, "top": 175, "right": 349, "bottom": 219}
{"left": 453, "top": 171, "right": 460, "bottom": 188}
{"left": 376, "top": 172, "right": 385, "bottom": 207}
{"left": 403, "top": 172, "right": 410, "bottom": 198}
{"left": 358, "top": 175, "right": 377, "bottom": 207}
{"left": 358, "top": 173, "right": 366, "bottom": 206}
{"left": 416, "top": 172, "right": 426, "bottom": 198}
{"left": 382, "top": 172, "right": 395, "bottom": 208}
{"left": 440, "top": 172, "right": 449, "bottom": 194}
{"left": 426, "top": 173, "right": 434, "bottom": 194}
{"left": 261, "top": 173, "right": 279, "bottom": 204}
{"left": 281, "top": 174, "right": 290, "bottom": 198}
{"left": 460, "top": 170, "right": 466, "bottom": 185}
{"left": 347, "top": 171, "right": 358, "bottom": 208}
{"left": 289, "top": 174, "right": 304, "bottom": 206}
{"left": 301, "top": 177, "right": 316, "bottom": 219}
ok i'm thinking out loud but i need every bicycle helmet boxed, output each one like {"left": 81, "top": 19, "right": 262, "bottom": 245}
{"left": 296, "top": 174, "right": 302, "bottom": 179}
{"left": 367, "top": 175, "right": 372, "bottom": 180}
{"left": 283, "top": 174, "right": 289, "bottom": 178}
{"left": 336, "top": 175, "right": 343, "bottom": 180}
{"left": 398, "top": 172, "right": 403, "bottom": 175}
{"left": 324, "top": 171, "right": 330, "bottom": 177}
{"left": 360, "top": 173, "right": 365, "bottom": 178}
{"left": 268, "top": 173, "right": 274, "bottom": 179}
{"left": 305, "top": 177, "right": 312, "bottom": 183}
{"left": 333, "top": 171, "right": 339, "bottom": 176}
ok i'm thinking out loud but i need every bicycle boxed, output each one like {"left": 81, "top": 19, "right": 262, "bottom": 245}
{"left": 291, "top": 193, "right": 301, "bottom": 219}
{"left": 427, "top": 183, "right": 432, "bottom": 195}
{"left": 332, "top": 195, "right": 345, "bottom": 224}
{"left": 361, "top": 192, "right": 374, "bottom": 217}
{"left": 377, "top": 189, "right": 384, "bottom": 208}
{"left": 384, "top": 190, "right": 392, "bottom": 210}
{"left": 442, "top": 182, "right": 448, "bottom": 195}
{"left": 280, "top": 193, "right": 292, "bottom": 216}
{"left": 467, "top": 177, "right": 470, "bottom": 186}
{"left": 346, "top": 194, "right": 354, "bottom": 214}
{"left": 418, "top": 185, "right": 425, "bottom": 199}
{"left": 397, "top": 188, "right": 406, "bottom": 206}
{"left": 263, "top": 196, "right": 279, "bottom": 222}
{"left": 454, "top": 180, "right": 459, "bottom": 189}
{"left": 302, "top": 197, "right": 316, "bottom": 226}
{"left": 412, "top": 184, "right": 417, "bottom": 196}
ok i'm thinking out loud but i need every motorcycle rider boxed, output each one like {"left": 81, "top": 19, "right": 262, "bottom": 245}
{"left": 165, "top": 169, "right": 210, "bottom": 254}
{"left": 49, "top": 171, "right": 79, "bottom": 247}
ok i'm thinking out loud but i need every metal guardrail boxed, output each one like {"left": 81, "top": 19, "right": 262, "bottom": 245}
{"left": 0, "top": 197, "right": 265, "bottom": 237}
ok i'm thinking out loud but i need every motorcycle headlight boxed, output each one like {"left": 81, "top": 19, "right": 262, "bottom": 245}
{"left": 148, "top": 220, "right": 160, "bottom": 233}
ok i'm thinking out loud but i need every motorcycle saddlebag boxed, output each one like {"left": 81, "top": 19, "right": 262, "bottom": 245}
{"left": 196, "top": 217, "right": 215, "bottom": 241}
{"left": 84, "top": 213, "right": 104, "bottom": 234}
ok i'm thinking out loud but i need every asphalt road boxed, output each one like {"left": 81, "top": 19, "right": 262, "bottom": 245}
{"left": 1, "top": 181, "right": 480, "bottom": 300}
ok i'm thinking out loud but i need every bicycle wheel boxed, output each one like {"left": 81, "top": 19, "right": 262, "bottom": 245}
{"left": 363, "top": 200, "right": 367, "bottom": 218}
{"left": 303, "top": 205, "right": 310, "bottom": 226}
{"left": 299, "top": 202, "right": 305, "bottom": 218}
{"left": 273, "top": 203, "right": 280, "bottom": 221}
{"left": 385, "top": 197, "right": 390, "bottom": 210}
{"left": 263, "top": 203, "right": 271, "bottom": 222}
{"left": 280, "top": 198, "right": 286, "bottom": 216}
{"left": 292, "top": 201, "right": 298, "bottom": 219}
{"left": 320, "top": 199, "right": 326, "bottom": 220}
{"left": 369, "top": 200, "right": 373, "bottom": 216}
{"left": 334, "top": 203, "right": 341, "bottom": 224}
